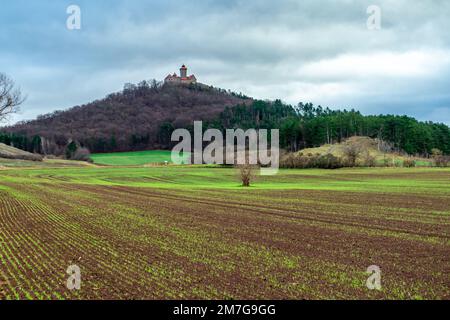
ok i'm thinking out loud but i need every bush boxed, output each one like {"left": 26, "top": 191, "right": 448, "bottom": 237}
{"left": 431, "top": 148, "right": 443, "bottom": 157}
{"left": 382, "top": 157, "right": 392, "bottom": 167}
{"left": 280, "top": 153, "right": 298, "bottom": 168}
{"left": 431, "top": 149, "right": 449, "bottom": 167}
{"left": 403, "top": 158, "right": 416, "bottom": 168}
{"left": 71, "top": 147, "right": 93, "bottom": 162}
{"left": 361, "top": 153, "right": 376, "bottom": 167}
{"left": 280, "top": 153, "right": 344, "bottom": 169}
{"left": 64, "top": 140, "right": 92, "bottom": 162}
{"left": 434, "top": 155, "right": 450, "bottom": 167}
{"left": 313, "top": 154, "right": 344, "bottom": 169}
{"left": 342, "top": 142, "right": 363, "bottom": 167}
{"left": 394, "top": 158, "right": 403, "bottom": 167}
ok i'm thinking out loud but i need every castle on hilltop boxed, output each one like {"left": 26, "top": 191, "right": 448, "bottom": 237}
{"left": 164, "top": 65, "right": 197, "bottom": 85}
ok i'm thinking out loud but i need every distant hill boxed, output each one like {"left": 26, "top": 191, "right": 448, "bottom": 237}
{"left": 0, "top": 143, "right": 42, "bottom": 161}
{"left": 2, "top": 81, "right": 250, "bottom": 154}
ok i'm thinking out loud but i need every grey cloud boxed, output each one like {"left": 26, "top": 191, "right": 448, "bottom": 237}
{"left": 1, "top": 0, "right": 450, "bottom": 125}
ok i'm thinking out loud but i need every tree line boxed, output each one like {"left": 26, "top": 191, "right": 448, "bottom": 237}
{"left": 204, "top": 100, "right": 450, "bottom": 156}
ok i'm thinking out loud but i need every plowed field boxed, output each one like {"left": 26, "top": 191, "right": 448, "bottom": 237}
{"left": 0, "top": 166, "right": 449, "bottom": 299}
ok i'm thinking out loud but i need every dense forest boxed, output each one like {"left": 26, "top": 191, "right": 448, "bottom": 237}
{"left": 206, "top": 101, "right": 450, "bottom": 156}
{"left": 1, "top": 81, "right": 449, "bottom": 156}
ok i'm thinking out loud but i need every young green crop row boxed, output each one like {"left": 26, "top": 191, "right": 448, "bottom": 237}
{"left": 0, "top": 166, "right": 449, "bottom": 299}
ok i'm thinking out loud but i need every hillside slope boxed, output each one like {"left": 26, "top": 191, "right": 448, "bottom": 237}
{"left": 0, "top": 143, "right": 42, "bottom": 161}
{"left": 296, "top": 136, "right": 431, "bottom": 165}
{"left": 3, "top": 82, "right": 250, "bottom": 154}
{"left": 300, "top": 137, "right": 388, "bottom": 157}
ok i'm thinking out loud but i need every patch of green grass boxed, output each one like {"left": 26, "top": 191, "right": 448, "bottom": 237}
{"left": 91, "top": 150, "right": 190, "bottom": 166}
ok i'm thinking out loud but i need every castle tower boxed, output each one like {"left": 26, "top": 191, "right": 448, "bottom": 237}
{"left": 180, "top": 64, "right": 187, "bottom": 78}
{"left": 165, "top": 64, "right": 197, "bottom": 85}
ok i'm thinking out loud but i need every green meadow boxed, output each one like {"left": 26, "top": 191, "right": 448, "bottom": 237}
{"left": 2, "top": 164, "right": 450, "bottom": 194}
{"left": 91, "top": 150, "right": 190, "bottom": 166}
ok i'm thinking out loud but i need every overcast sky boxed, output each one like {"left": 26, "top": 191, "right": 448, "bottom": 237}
{"left": 1, "top": 0, "right": 450, "bottom": 125}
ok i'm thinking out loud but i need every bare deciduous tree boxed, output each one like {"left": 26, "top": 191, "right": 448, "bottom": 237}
{"left": 343, "top": 142, "right": 363, "bottom": 167}
{"left": 236, "top": 164, "right": 256, "bottom": 187}
{"left": 0, "top": 73, "right": 25, "bottom": 122}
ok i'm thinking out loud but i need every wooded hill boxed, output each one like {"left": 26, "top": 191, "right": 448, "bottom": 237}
{"left": 1, "top": 80, "right": 449, "bottom": 156}
{"left": 1, "top": 81, "right": 249, "bottom": 155}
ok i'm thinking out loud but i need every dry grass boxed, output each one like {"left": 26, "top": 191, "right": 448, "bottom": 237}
{"left": 297, "top": 137, "right": 431, "bottom": 166}
{"left": 0, "top": 143, "right": 42, "bottom": 161}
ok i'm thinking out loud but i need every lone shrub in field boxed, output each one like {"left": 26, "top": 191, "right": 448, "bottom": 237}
{"left": 237, "top": 164, "right": 256, "bottom": 187}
